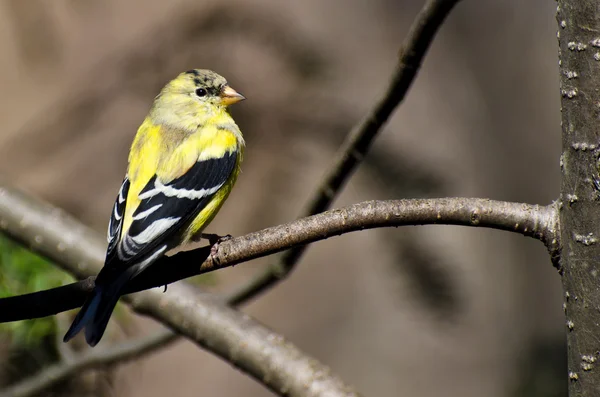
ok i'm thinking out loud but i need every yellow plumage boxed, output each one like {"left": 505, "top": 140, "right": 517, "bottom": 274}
{"left": 184, "top": 164, "right": 240, "bottom": 243}
{"left": 123, "top": 117, "right": 243, "bottom": 240}
{"left": 64, "top": 69, "right": 245, "bottom": 346}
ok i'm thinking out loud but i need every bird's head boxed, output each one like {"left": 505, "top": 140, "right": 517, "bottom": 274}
{"left": 149, "top": 69, "right": 245, "bottom": 129}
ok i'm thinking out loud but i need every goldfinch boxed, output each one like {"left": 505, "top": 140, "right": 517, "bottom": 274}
{"left": 63, "top": 69, "right": 245, "bottom": 346}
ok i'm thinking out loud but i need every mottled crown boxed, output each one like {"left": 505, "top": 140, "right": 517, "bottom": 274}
{"left": 183, "top": 69, "right": 228, "bottom": 96}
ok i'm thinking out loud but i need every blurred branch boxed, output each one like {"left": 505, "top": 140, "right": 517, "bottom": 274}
{"left": 130, "top": 283, "right": 362, "bottom": 397}
{"left": 5, "top": 0, "right": 62, "bottom": 69}
{"left": 227, "top": 0, "right": 464, "bottom": 305}
{"left": 3, "top": 2, "right": 328, "bottom": 183}
{"left": 0, "top": 180, "right": 558, "bottom": 321}
{"left": 0, "top": 183, "right": 365, "bottom": 397}
{"left": 0, "top": 177, "right": 560, "bottom": 397}
{"left": 0, "top": 329, "right": 176, "bottom": 397}
{"left": 0, "top": 185, "right": 559, "bottom": 396}
{"left": 0, "top": 2, "right": 465, "bottom": 392}
{"left": 179, "top": 4, "right": 326, "bottom": 80}
{"left": 0, "top": 0, "right": 556, "bottom": 395}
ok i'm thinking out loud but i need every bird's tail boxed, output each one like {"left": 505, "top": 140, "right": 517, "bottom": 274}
{"left": 63, "top": 272, "right": 131, "bottom": 347}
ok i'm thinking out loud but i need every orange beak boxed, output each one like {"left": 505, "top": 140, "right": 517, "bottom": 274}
{"left": 220, "top": 85, "right": 246, "bottom": 105}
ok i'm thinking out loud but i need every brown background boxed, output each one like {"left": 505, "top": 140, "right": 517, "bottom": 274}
{"left": 0, "top": 0, "right": 564, "bottom": 396}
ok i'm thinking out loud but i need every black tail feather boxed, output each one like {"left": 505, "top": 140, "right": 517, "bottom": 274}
{"left": 63, "top": 270, "right": 133, "bottom": 346}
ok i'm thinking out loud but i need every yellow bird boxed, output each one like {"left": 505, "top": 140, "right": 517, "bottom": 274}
{"left": 64, "top": 69, "right": 245, "bottom": 346}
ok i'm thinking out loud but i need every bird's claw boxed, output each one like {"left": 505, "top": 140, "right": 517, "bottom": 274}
{"left": 210, "top": 243, "right": 221, "bottom": 266}
{"left": 203, "top": 233, "right": 232, "bottom": 266}
{"left": 201, "top": 233, "right": 232, "bottom": 246}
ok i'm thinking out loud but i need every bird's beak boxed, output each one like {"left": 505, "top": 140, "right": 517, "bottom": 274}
{"left": 220, "top": 85, "right": 246, "bottom": 105}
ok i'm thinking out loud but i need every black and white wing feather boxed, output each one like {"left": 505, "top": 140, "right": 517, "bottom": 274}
{"left": 105, "top": 151, "right": 238, "bottom": 269}
{"left": 106, "top": 177, "right": 129, "bottom": 256}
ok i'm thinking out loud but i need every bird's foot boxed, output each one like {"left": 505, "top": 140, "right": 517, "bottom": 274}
{"left": 201, "top": 233, "right": 233, "bottom": 247}
{"left": 202, "top": 233, "right": 232, "bottom": 266}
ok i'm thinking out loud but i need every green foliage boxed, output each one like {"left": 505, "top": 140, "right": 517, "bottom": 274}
{"left": 0, "top": 235, "right": 73, "bottom": 346}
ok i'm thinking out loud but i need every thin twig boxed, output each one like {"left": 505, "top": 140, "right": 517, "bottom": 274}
{"left": 0, "top": 182, "right": 559, "bottom": 322}
{"left": 227, "top": 0, "right": 464, "bottom": 306}
{"left": 0, "top": 329, "right": 177, "bottom": 397}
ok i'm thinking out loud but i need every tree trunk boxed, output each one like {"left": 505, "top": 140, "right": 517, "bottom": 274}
{"left": 557, "top": 1, "right": 600, "bottom": 395}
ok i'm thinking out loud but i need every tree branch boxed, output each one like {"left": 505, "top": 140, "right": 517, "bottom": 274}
{"left": 0, "top": 182, "right": 363, "bottom": 397}
{"left": 0, "top": 329, "right": 177, "bottom": 397}
{"left": 0, "top": 185, "right": 559, "bottom": 396}
{"left": 0, "top": 180, "right": 558, "bottom": 322}
{"left": 227, "top": 0, "right": 464, "bottom": 306}
{"left": 0, "top": 2, "right": 467, "bottom": 393}
{"left": 129, "top": 283, "right": 361, "bottom": 397}
{"left": 0, "top": 1, "right": 467, "bottom": 394}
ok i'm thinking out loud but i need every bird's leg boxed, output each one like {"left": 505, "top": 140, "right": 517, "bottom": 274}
{"left": 201, "top": 233, "right": 232, "bottom": 246}
{"left": 201, "top": 233, "right": 233, "bottom": 265}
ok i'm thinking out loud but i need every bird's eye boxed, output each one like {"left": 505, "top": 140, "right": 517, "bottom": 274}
{"left": 195, "top": 88, "right": 207, "bottom": 97}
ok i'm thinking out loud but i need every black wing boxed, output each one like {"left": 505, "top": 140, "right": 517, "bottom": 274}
{"left": 112, "top": 151, "right": 238, "bottom": 266}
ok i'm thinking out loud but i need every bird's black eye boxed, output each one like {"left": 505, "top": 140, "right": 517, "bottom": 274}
{"left": 195, "top": 88, "right": 207, "bottom": 97}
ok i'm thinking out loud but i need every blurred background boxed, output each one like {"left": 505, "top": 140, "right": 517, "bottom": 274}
{"left": 0, "top": 0, "right": 564, "bottom": 396}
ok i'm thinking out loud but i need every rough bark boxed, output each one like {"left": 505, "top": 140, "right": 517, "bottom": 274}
{"left": 557, "top": 1, "right": 600, "bottom": 395}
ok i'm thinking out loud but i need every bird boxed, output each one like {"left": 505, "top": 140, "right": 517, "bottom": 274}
{"left": 63, "top": 69, "right": 246, "bottom": 346}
